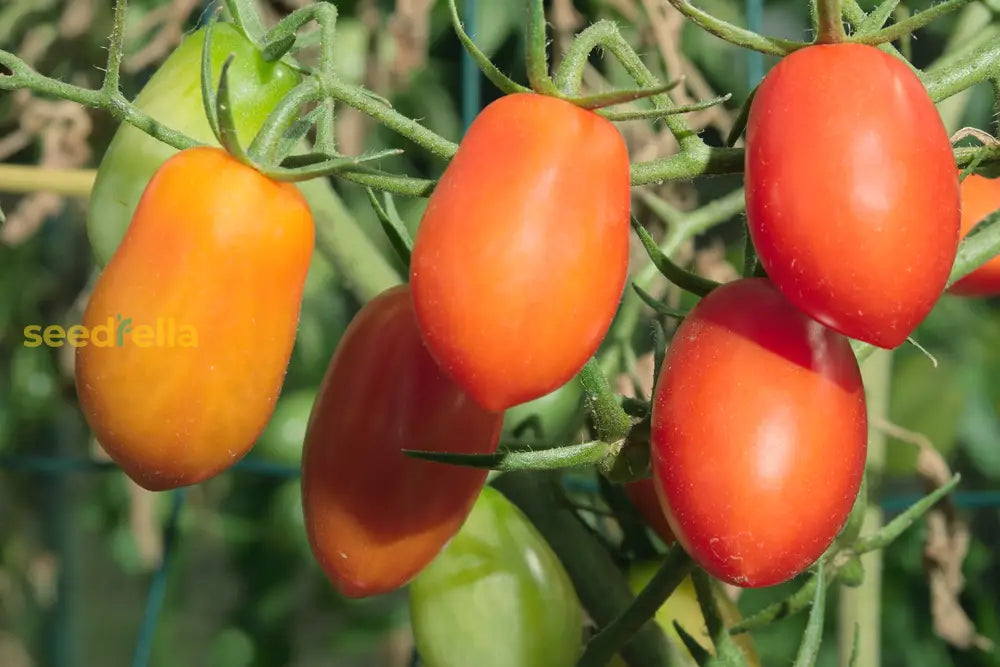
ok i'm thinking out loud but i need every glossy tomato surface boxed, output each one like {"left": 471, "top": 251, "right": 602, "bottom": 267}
{"left": 624, "top": 478, "right": 675, "bottom": 545}
{"left": 302, "top": 285, "right": 503, "bottom": 598}
{"left": 76, "top": 147, "right": 314, "bottom": 490}
{"left": 949, "top": 172, "right": 1000, "bottom": 296}
{"left": 410, "top": 92, "right": 631, "bottom": 411}
{"left": 410, "top": 487, "right": 582, "bottom": 667}
{"left": 651, "top": 279, "right": 867, "bottom": 587}
{"left": 87, "top": 23, "right": 299, "bottom": 266}
{"left": 745, "top": 43, "right": 959, "bottom": 348}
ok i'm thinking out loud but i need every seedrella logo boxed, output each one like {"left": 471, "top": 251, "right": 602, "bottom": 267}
{"left": 24, "top": 315, "right": 199, "bottom": 348}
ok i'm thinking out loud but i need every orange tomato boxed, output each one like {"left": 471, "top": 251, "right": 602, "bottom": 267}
{"left": 410, "top": 92, "right": 631, "bottom": 412}
{"left": 302, "top": 285, "right": 503, "bottom": 598}
{"left": 76, "top": 147, "right": 314, "bottom": 490}
{"left": 949, "top": 172, "right": 1000, "bottom": 296}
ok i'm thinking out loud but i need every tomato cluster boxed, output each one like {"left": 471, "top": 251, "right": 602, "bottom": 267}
{"left": 76, "top": 19, "right": 989, "bottom": 627}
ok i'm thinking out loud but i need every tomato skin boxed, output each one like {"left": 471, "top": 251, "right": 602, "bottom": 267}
{"left": 302, "top": 285, "right": 503, "bottom": 598}
{"left": 651, "top": 279, "right": 867, "bottom": 587}
{"left": 745, "top": 43, "right": 959, "bottom": 348}
{"left": 76, "top": 147, "right": 314, "bottom": 491}
{"left": 410, "top": 92, "right": 631, "bottom": 412}
{"left": 949, "top": 173, "right": 1000, "bottom": 296}
{"left": 410, "top": 486, "right": 582, "bottom": 667}
{"left": 87, "top": 23, "right": 299, "bottom": 266}
{"left": 624, "top": 478, "right": 675, "bottom": 545}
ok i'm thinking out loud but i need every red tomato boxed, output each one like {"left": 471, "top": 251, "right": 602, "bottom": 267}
{"left": 651, "top": 279, "right": 867, "bottom": 587}
{"left": 76, "top": 147, "right": 313, "bottom": 490}
{"left": 745, "top": 43, "right": 959, "bottom": 348}
{"left": 624, "top": 479, "right": 675, "bottom": 545}
{"left": 302, "top": 285, "right": 503, "bottom": 598}
{"left": 949, "top": 172, "right": 1000, "bottom": 296}
{"left": 410, "top": 92, "right": 631, "bottom": 411}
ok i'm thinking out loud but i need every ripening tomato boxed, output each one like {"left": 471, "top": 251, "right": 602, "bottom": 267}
{"left": 745, "top": 43, "right": 959, "bottom": 348}
{"left": 624, "top": 478, "right": 675, "bottom": 545}
{"left": 302, "top": 285, "right": 503, "bottom": 598}
{"left": 410, "top": 92, "right": 631, "bottom": 412}
{"left": 651, "top": 279, "right": 867, "bottom": 587}
{"left": 949, "top": 172, "right": 1000, "bottom": 296}
{"left": 76, "top": 147, "right": 313, "bottom": 491}
{"left": 410, "top": 487, "right": 582, "bottom": 667}
{"left": 87, "top": 23, "right": 299, "bottom": 266}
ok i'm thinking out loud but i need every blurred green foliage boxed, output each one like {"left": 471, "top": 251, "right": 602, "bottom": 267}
{"left": 1, "top": 0, "right": 1000, "bottom": 666}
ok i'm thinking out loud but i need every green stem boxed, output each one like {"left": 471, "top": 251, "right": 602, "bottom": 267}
{"left": 315, "top": 4, "right": 338, "bottom": 155}
{"left": 578, "top": 547, "right": 696, "bottom": 667}
{"left": 816, "top": 0, "right": 847, "bottom": 43}
{"left": 322, "top": 75, "right": 457, "bottom": 160}
{"left": 525, "top": 0, "right": 558, "bottom": 94}
{"left": 102, "top": 0, "right": 127, "bottom": 96}
{"left": 492, "top": 472, "right": 673, "bottom": 667}
{"left": 403, "top": 440, "right": 616, "bottom": 472}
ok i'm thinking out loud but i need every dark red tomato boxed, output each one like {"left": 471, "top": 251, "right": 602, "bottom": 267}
{"left": 410, "top": 92, "right": 631, "bottom": 412}
{"left": 302, "top": 285, "right": 503, "bottom": 598}
{"left": 651, "top": 278, "right": 867, "bottom": 587}
{"left": 624, "top": 479, "right": 675, "bottom": 545}
{"left": 949, "top": 172, "right": 1000, "bottom": 296}
{"left": 745, "top": 43, "right": 959, "bottom": 348}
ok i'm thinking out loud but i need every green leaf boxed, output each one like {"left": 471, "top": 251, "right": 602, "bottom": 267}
{"left": 857, "top": 0, "right": 902, "bottom": 34}
{"left": 726, "top": 85, "right": 756, "bottom": 147}
{"left": 200, "top": 13, "right": 222, "bottom": 145}
{"left": 632, "top": 284, "right": 689, "bottom": 320}
{"left": 223, "top": 0, "right": 267, "bottom": 47}
{"left": 446, "top": 0, "right": 528, "bottom": 95}
{"left": 632, "top": 218, "right": 719, "bottom": 296}
{"left": 848, "top": 624, "right": 860, "bottom": 667}
{"left": 855, "top": 474, "right": 961, "bottom": 553}
{"left": 949, "top": 209, "right": 1000, "bottom": 287}
{"left": 403, "top": 440, "right": 614, "bottom": 472}
{"left": 674, "top": 620, "right": 713, "bottom": 665}
{"left": 366, "top": 188, "right": 413, "bottom": 269}
{"left": 602, "top": 94, "right": 732, "bottom": 120}
{"left": 792, "top": 562, "right": 826, "bottom": 667}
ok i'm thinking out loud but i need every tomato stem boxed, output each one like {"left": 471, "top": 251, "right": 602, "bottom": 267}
{"left": 525, "top": 0, "right": 559, "bottom": 95}
{"left": 815, "top": 0, "right": 847, "bottom": 44}
{"left": 447, "top": 0, "right": 529, "bottom": 95}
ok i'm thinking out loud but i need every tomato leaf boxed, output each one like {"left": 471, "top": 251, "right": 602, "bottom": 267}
{"left": 223, "top": 0, "right": 267, "bottom": 48}
{"left": 948, "top": 208, "right": 1000, "bottom": 287}
{"left": 446, "top": 0, "right": 528, "bottom": 95}
{"left": 632, "top": 284, "right": 688, "bottom": 320}
{"left": 791, "top": 562, "right": 826, "bottom": 667}
{"left": 200, "top": 13, "right": 222, "bottom": 145}
{"left": 403, "top": 440, "right": 614, "bottom": 472}
{"left": 726, "top": 85, "right": 757, "bottom": 147}
{"left": 631, "top": 218, "right": 719, "bottom": 296}
{"left": 729, "top": 573, "right": 820, "bottom": 634}
{"left": 848, "top": 623, "right": 861, "bottom": 667}
{"left": 673, "top": 620, "right": 713, "bottom": 665}
{"left": 856, "top": 0, "right": 902, "bottom": 34}
{"left": 366, "top": 188, "right": 413, "bottom": 269}
{"left": 602, "top": 94, "right": 732, "bottom": 120}
{"left": 855, "top": 473, "right": 961, "bottom": 553}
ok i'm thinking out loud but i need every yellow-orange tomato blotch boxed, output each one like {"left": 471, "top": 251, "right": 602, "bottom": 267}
{"left": 76, "top": 147, "right": 314, "bottom": 490}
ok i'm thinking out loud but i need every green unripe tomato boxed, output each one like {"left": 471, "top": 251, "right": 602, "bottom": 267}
{"left": 409, "top": 486, "right": 582, "bottom": 667}
{"left": 501, "top": 376, "right": 586, "bottom": 448}
{"left": 255, "top": 389, "right": 315, "bottom": 466}
{"left": 87, "top": 23, "right": 299, "bottom": 265}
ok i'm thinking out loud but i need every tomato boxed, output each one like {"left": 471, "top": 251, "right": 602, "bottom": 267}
{"left": 76, "top": 147, "right": 314, "bottom": 490}
{"left": 745, "top": 43, "right": 959, "bottom": 348}
{"left": 949, "top": 172, "right": 1000, "bottom": 296}
{"left": 410, "top": 92, "right": 631, "bottom": 411}
{"left": 302, "top": 285, "right": 503, "bottom": 598}
{"left": 255, "top": 389, "right": 315, "bottom": 466}
{"left": 410, "top": 486, "right": 582, "bottom": 667}
{"left": 624, "top": 478, "right": 675, "bottom": 545}
{"left": 651, "top": 278, "right": 867, "bottom": 587}
{"left": 87, "top": 23, "right": 299, "bottom": 266}
{"left": 500, "top": 375, "right": 585, "bottom": 447}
